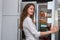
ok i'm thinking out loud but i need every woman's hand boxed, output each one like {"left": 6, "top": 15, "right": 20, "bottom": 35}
{"left": 50, "top": 26, "right": 59, "bottom": 34}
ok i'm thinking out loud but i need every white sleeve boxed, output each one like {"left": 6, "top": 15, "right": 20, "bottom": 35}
{"left": 26, "top": 18, "right": 40, "bottom": 38}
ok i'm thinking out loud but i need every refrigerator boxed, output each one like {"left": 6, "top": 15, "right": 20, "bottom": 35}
{"left": 20, "top": 1, "right": 59, "bottom": 40}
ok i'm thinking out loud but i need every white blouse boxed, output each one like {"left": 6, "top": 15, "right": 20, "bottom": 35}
{"left": 23, "top": 16, "right": 40, "bottom": 40}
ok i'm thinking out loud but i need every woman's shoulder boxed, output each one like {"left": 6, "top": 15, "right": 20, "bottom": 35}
{"left": 23, "top": 17, "right": 32, "bottom": 25}
{"left": 24, "top": 17, "right": 32, "bottom": 21}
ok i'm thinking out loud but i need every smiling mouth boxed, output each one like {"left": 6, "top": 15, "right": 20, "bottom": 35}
{"left": 31, "top": 12, "right": 34, "bottom": 13}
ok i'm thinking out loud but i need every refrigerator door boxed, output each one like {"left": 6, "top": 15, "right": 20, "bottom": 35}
{"left": 37, "top": 3, "right": 52, "bottom": 40}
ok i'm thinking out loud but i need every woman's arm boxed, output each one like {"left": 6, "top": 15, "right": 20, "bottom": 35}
{"left": 27, "top": 18, "right": 40, "bottom": 38}
{"left": 31, "top": 20, "right": 59, "bottom": 36}
{"left": 40, "top": 26, "right": 59, "bottom": 36}
{"left": 26, "top": 18, "right": 59, "bottom": 37}
{"left": 40, "top": 31, "right": 52, "bottom": 36}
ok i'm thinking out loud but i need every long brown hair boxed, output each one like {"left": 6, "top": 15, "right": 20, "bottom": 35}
{"left": 20, "top": 3, "right": 35, "bottom": 30}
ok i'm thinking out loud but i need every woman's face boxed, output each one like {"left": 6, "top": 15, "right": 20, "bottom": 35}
{"left": 27, "top": 5, "right": 35, "bottom": 15}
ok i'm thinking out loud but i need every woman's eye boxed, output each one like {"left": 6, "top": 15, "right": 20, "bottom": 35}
{"left": 30, "top": 8, "right": 32, "bottom": 10}
{"left": 30, "top": 8, "right": 34, "bottom": 11}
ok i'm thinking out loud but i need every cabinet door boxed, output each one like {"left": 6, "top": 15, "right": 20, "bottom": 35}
{"left": 3, "top": 0, "right": 18, "bottom": 15}
{"left": 2, "top": 16, "right": 18, "bottom": 40}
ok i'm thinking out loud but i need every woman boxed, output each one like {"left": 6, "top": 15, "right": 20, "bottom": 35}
{"left": 20, "top": 3, "right": 59, "bottom": 40}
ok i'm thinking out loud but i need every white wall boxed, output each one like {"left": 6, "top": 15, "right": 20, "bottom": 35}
{"left": 0, "top": 0, "right": 2, "bottom": 40}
